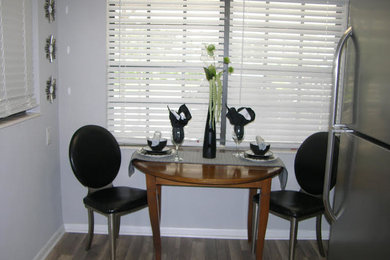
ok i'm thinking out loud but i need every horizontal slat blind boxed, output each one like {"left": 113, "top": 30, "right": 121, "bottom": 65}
{"left": 107, "top": 0, "right": 225, "bottom": 144}
{"left": 227, "top": 0, "right": 347, "bottom": 147}
{"left": 107, "top": 0, "right": 348, "bottom": 147}
{"left": 0, "top": 0, "right": 36, "bottom": 119}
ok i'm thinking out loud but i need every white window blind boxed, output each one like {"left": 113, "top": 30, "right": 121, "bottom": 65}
{"left": 107, "top": 0, "right": 225, "bottom": 145}
{"left": 227, "top": 0, "right": 348, "bottom": 147}
{"left": 107, "top": 0, "right": 348, "bottom": 147}
{"left": 0, "top": 0, "right": 36, "bottom": 119}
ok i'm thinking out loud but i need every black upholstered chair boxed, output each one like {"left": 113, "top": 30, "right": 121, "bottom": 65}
{"left": 69, "top": 125, "right": 148, "bottom": 260}
{"left": 251, "top": 132, "right": 339, "bottom": 260}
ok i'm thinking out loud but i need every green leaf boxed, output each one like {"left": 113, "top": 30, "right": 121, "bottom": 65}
{"left": 204, "top": 65, "right": 216, "bottom": 80}
{"left": 204, "top": 67, "right": 212, "bottom": 81}
{"left": 208, "top": 65, "right": 216, "bottom": 77}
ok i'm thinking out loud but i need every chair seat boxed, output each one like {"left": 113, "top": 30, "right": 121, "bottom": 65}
{"left": 253, "top": 190, "right": 324, "bottom": 218}
{"left": 84, "top": 186, "right": 147, "bottom": 214}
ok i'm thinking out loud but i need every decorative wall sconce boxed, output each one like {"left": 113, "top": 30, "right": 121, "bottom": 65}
{"left": 46, "top": 76, "right": 57, "bottom": 103}
{"left": 44, "top": 0, "right": 55, "bottom": 23}
{"left": 45, "top": 35, "right": 56, "bottom": 63}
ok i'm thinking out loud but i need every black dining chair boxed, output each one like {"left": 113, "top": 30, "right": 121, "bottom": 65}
{"left": 250, "top": 132, "right": 339, "bottom": 260}
{"left": 69, "top": 125, "right": 148, "bottom": 260}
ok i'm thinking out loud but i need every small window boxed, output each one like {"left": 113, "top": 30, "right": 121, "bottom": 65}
{"left": 0, "top": 0, "right": 37, "bottom": 119}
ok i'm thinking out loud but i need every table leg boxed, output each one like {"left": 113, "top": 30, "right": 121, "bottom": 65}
{"left": 146, "top": 175, "right": 161, "bottom": 260}
{"left": 256, "top": 178, "right": 271, "bottom": 260}
{"left": 247, "top": 188, "right": 258, "bottom": 243}
{"left": 157, "top": 184, "right": 162, "bottom": 223}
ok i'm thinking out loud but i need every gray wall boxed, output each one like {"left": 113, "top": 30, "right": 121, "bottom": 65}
{"left": 57, "top": 0, "right": 326, "bottom": 239}
{"left": 1, "top": 0, "right": 332, "bottom": 259}
{"left": 0, "top": 1, "right": 62, "bottom": 260}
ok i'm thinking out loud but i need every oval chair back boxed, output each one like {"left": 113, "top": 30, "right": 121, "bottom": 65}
{"left": 250, "top": 131, "right": 340, "bottom": 260}
{"left": 69, "top": 125, "right": 121, "bottom": 189}
{"left": 295, "top": 131, "right": 339, "bottom": 195}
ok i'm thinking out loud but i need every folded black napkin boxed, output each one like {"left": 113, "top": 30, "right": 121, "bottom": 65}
{"left": 226, "top": 106, "right": 255, "bottom": 126}
{"left": 168, "top": 104, "right": 192, "bottom": 128}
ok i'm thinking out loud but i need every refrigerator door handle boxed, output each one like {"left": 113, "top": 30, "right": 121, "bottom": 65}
{"left": 323, "top": 130, "right": 350, "bottom": 223}
{"left": 323, "top": 27, "right": 353, "bottom": 224}
{"left": 330, "top": 26, "right": 353, "bottom": 127}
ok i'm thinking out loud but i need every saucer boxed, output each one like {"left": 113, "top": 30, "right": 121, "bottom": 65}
{"left": 140, "top": 146, "right": 172, "bottom": 156}
{"left": 243, "top": 150, "right": 276, "bottom": 161}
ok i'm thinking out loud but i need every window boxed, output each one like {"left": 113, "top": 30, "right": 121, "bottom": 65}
{"left": 228, "top": 0, "right": 348, "bottom": 147}
{"left": 107, "top": 0, "right": 348, "bottom": 147}
{"left": 0, "top": 0, "right": 36, "bottom": 119}
{"left": 107, "top": 0, "right": 225, "bottom": 145}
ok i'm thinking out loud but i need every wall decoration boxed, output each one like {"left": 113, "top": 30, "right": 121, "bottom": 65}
{"left": 44, "top": 0, "right": 55, "bottom": 23}
{"left": 46, "top": 76, "right": 56, "bottom": 103}
{"left": 45, "top": 35, "right": 56, "bottom": 63}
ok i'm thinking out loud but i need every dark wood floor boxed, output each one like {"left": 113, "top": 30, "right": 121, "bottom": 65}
{"left": 45, "top": 233, "right": 327, "bottom": 260}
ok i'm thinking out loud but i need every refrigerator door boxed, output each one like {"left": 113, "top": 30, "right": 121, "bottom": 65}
{"left": 340, "top": 0, "right": 390, "bottom": 145}
{"left": 328, "top": 133, "right": 390, "bottom": 260}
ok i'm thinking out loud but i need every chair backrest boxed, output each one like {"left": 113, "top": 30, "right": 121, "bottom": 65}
{"left": 69, "top": 125, "right": 121, "bottom": 189}
{"left": 294, "top": 132, "right": 339, "bottom": 196}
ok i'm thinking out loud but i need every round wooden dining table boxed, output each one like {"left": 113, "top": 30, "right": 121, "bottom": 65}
{"left": 132, "top": 148, "right": 283, "bottom": 260}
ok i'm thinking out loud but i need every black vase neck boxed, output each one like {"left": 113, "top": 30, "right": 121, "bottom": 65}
{"left": 202, "top": 108, "right": 216, "bottom": 159}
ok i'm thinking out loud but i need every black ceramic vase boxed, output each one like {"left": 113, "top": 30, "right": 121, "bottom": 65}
{"left": 202, "top": 108, "right": 216, "bottom": 158}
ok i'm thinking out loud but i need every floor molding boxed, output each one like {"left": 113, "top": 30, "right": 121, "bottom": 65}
{"left": 33, "top": 225, "right": 65, "bottom": 260}
{"left": 64, "top": 224, "right": 329, "bottom": 240}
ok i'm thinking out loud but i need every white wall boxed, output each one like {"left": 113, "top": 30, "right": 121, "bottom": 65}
{"left": 57, "top": 0, "right": 328, "bottom": 240}
{"left": 0, "top": 1, "right": 62, "bottom": 260}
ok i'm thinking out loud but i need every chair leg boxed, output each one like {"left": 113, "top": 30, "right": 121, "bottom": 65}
{"left": 86, "top": 208, "right": 94, "bottom": 250}
{"left": 251, "top": 201, "right": 259, "bottom": 254}
{"left": 289, "top": 218, "right": 298, "bottom": 260}
{"left": 108, "top": 214, "right": 117, "bottom": 260}
{"left": 316, "top": 215, "right": 326, "bottom": 257}
{"left": 115, "top": 215, "right": 121, "bottom": 239}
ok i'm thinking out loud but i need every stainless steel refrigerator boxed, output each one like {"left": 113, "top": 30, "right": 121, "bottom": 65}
{"left": 322, "top": 0, "right": 390, "bottom": 259}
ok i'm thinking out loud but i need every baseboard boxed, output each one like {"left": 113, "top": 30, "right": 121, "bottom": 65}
{"left": 64, "top": 224, "right": 329, "bottom": 240}
{"left": 33, "top": 225, "right": 65, "bottom": 260}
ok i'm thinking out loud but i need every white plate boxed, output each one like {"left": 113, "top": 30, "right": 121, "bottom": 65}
{"left": 241, "top": 150, "right": 277, "bottom": 162}
{"left": 138, "top": 147, "right": 173, "bottom": 157}
{"left": 143, "top": 146, "right": 170, "bottom": 153}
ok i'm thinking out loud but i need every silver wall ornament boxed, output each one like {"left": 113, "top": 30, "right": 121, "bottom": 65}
{"left": 46, "top": 76, "right": 56, "bottom": 103}
{"left": 44, "top": 0, "right": 55, "bottom": 23}
{"left": 45, "top": 35, "right": 56, "bottom": 63}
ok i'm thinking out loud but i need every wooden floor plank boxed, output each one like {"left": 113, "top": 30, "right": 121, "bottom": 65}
{"left": 45, "top": 233, "right": 327, "bottom": 260}
{"left": 215, "top": 239, "right": 230, "bottom": 260}
{"left": 204, "top": 239, "right": 218, "bottom": 260}
{"left": 178, "top": 236, "right": 192, "bottom": 260}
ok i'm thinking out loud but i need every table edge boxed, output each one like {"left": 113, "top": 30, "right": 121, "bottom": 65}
{"left": 132, "top": 159, "right": 283, "bottom": 186}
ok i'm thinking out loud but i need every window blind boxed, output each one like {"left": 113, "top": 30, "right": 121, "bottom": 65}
{"left": 227, "top": 0, "right": 348, "bottom": 147}
{"left": 107, "top": 0, "right": 225, "bottom": 145}
{"left": 107, "top": 0, "right": 348, "bottom": 147}
{"left": 0, "top": 0, "right": 36, "bottom": 119}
